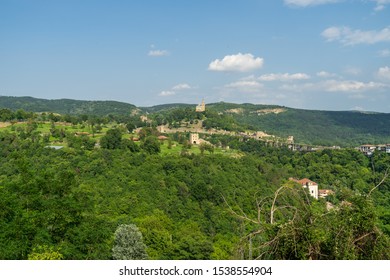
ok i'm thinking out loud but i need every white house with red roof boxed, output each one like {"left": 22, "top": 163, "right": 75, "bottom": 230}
{"left": 289, "top": 178, "right": 319, "bottom": 199}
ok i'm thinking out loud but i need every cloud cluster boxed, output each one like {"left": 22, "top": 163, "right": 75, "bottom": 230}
{"left": 323, "top": 80, "right": 385, "bottom": 92}
{"left": 208, "top": 53, "right": 264, "bottom": 72}
{"left": 223, "top": 72, "right": 310, "bottom": 94}
{"left": 322, "top": 26, "right": 390, "bottom": 45}
{"left": 279, "top": 79, "right": 386, "bottom": 101}
{"left": 224, "top": 67, "right": 389, "bottom": 99}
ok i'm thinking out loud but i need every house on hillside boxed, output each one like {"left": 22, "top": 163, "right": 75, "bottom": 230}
{"left": 319, "top": 189, "right": 335, "bottom": 199}
{"left": 358, "top": 144, "right": 378, "bottom": 156}
{"left": 289, "top": 178, "right": 319, "bottom": 199}
{"left": 358, "top": 144, "right": 390, "bottom": 155}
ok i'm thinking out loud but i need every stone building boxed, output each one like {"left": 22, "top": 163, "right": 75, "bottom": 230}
{"left": 189, "top": 133, "right": 200, "bottom": 144}
{"left": 195, "top": 99, "right": 205, "bottom": 112}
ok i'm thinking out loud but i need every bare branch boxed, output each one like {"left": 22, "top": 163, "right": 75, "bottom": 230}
{"left": 222, "top": 195, "right": 258, "bottom": 224}
{"left": 368, "top": 167, "right": 389, "bottom": 197}
{"left": 270, "top": 186, "right": 286, "bottom": 225}
{"left": 256, "top": 196, "right": 271, "bottom": 224}
{"left": 353, "top": 231, "right": 375, "bottom": 244}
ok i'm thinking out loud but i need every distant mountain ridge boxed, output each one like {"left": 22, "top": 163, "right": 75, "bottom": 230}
{"left": 1, "top": 96, "right": 390, "bottom": 146}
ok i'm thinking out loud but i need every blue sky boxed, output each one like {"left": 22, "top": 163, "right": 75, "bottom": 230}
{"left": 1, "top": 0, "right": 390, "bottom": 112}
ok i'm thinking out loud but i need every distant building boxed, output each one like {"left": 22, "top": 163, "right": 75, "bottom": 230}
{"left": 158, "top": 135, "right": 169, "bottom": 141}
{"left": 157, "top": 125, "right": 167, "bottom": 133}
{"left": 358, "top": 144, "right": 390, "bottom": 155}
{"left": 255, "top": 131, "right": 269, "bottom": 139}
{"left": 289, "top": 178, "right": 319, "bottom": 199}
{"left": 190, "top": 133, "right": 200, "bottom": 144}
{"left": 195, "top": 99, "right": 206, "bottom": 112}
{"left": 319, "top": 189, "right": 335, "bottom": 199}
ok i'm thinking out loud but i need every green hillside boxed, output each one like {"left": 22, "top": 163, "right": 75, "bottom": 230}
{"left": 0, "top": 96, "right": 137, "bottom": 116}
{"left": 142, "top": 101, "right": 390, "bottom": 147}
{"left": 238, "top": 108, "right": 390, "bottom": 147}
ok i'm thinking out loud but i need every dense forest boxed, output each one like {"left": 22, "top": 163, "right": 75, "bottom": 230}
{"left": 0, "top": 96, "right": 137, "bottom": 116}
{"left": 1, "top": 109, "right": 389, "bottom": 260}
{"left": 1, "top": 98, "right": 390, "bottom": 260}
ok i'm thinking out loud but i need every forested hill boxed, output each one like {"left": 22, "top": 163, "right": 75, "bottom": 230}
{"left": 1, "top": 96, "right": 390, "bottom": 146}
{"left": 0, "top": 96, "right": 137, "bottom": 116}
{"left": 207, "top": 102, "right": 390, "bottom": 147}
{"left": 145, "top": 102, "right": 390, "bottom": 147}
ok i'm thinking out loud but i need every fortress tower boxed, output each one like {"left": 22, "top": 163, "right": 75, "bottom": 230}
{"left": 195, "top": 99, "right": 205, "bottom": 112}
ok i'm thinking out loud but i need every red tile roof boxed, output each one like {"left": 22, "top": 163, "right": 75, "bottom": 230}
{"left": 289, "top": 177, "right": 318, "bottom": 186}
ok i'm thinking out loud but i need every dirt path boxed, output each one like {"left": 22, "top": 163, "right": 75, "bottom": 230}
{"left": 0, "top": 122, "right": 11, "bottom": 128}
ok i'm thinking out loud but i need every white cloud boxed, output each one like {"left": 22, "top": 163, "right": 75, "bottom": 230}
{"left": 148, "top": 50, "right": 169, "bottom": 57}
{"left": 316, "top": 71, "right": 337, "bottom": 78}
{"left": 172, "top": 83, "right": 191, "bottom": 90}
{"left": 225, "top": 80, "right": 264, "bottom": 92}
{"left": 279, "top": 79, "right": 387, "bottom": 93}
{"left": 323, "top": 79, "right": 386, "bottom": 92}
{"left": 284, "top": 0, "right": 340, "bottom": 7}
{"left": 378, "top": 49, "right": 390, "bottom": 57}
{"left": 159, "top": 83, "right": 192, "bottom": 97}
{"left": 322, "top": 26, "right": 390, "bottom": 45}
{"left": 159, "top": 90, "right": 175, "bottom": 96}
{"left": 208, "top": 53, "right": 264, "bottom": 72}
{"left": 259, "top": 72, "right": 310, "bottom": 82}
{"left": 372, "top": 0, "right": 390, "bottom": 11}
{"left": 377, "top": 66, "right": 390, "bottom": 80}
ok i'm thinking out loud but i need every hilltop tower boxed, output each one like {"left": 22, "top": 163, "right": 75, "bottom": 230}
{"left": 195, "top": 99, "right": 205, "bottom": 112}
{"left": 190, "top": 133, "right": 200, "bottom": 144}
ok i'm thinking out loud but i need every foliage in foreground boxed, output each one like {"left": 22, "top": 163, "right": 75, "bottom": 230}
{"left": 0, "top": 128, "right": 389, "bottom": 260}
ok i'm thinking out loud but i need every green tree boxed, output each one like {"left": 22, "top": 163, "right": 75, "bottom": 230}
{"left": 100, "top": 128, "right": 122, "bottom": 149}
{"left": 141, "top": 136, "right": 160, "bottom": 154}
{"left": 112, "top": 224, "right": 148, "bottom": 260}
{"left": 136, "top": 210, "right": 174, "bottom": 259}
{"left": 27, "top": 245, "right": 63, "bottom": 260}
